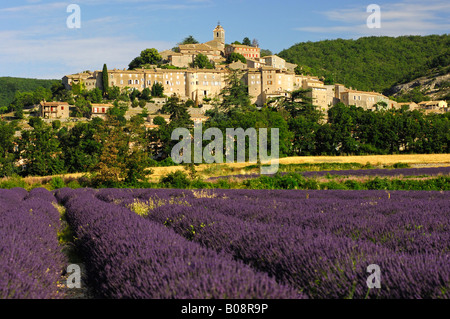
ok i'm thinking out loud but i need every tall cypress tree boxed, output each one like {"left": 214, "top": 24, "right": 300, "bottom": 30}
{"left": 102, "top": 64, "right": 108, "bottom": 97}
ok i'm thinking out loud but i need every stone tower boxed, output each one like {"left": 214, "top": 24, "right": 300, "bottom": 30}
{"left": 213, "top": 23, "right": 225, "bottom": 49}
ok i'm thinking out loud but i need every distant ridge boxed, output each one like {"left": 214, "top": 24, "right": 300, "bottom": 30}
{"left": 277, "top": 34, "right": 450, "bottom": 95}
{"left": 0, "top": 77, "right": 59, "bottom": 108}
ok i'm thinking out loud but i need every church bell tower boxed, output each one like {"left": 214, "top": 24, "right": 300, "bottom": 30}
{"left": 213, "top": 22, "right": 225, "bottom": 48}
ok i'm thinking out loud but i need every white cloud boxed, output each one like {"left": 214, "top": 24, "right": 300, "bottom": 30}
{"left": 0, "top": 2, "right": 67, "bottom": 13}
{"left": 0, "top": 30, "right": 174, "bottom": 78}
{"left": 296, "top": 0, "right": 450, "bottom": 37}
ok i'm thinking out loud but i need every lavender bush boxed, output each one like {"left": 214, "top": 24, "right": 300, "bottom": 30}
{"left": 55, "top": 188, "right": 302, "bottom": 299}
{"left": 95, "top": 188, "right": 450, "bottom": 299}
{"left": 0, "top": 188, "right": 67, "bottom": 299}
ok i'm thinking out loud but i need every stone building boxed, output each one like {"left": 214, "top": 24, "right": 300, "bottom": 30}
{"left": 163, "top": 23, "right": 226, "bottom": 68}
{"left": 91, "top": 103, "right": 114, "bottom": 119}
{"left": 225, "top": 44, "right": 260, "bottom": 60}
{"left": 62, "top": 24, "right": 414, "bottom": 114}
{"left": 40, "top": 101, "right": 70, "bottom": 119}
{"left": 418, "top": 100, "right": 448, "bottom": 111}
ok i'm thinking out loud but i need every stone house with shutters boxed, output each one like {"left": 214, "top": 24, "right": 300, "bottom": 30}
{"left": 91, "top": 103, "right": 114, "bottom": 119}
{"left": 40, "top": 101, "right": 70, "bottom": 119}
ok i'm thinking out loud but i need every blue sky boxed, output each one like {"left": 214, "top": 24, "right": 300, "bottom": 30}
{"left": 0, "top": 0, "right": 449, "bottom": 79}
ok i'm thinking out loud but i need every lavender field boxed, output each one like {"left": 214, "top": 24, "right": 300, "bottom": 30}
{"left": 207, "top": 166, "right": 450, "bottom": 181}
{"left": 1, "top": 187, "right": 449, "bottom": 299}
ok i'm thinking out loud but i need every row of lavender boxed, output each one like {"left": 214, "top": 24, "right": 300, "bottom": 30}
{"left": 207, "top": 166, "right": 450, "bottom": 181}
{"left": 0, "top": 188, "right": 67, "bottom": 299}
{"left": 54, "top": 188, "right": 302, "bottom": 299}
{"left": 96, "top": 188, "right": 450, "bottom": 299}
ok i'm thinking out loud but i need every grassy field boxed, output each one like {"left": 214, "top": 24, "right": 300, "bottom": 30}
{"left": 2, "top": 153, "right": 449, "bottom": 186}
{"left": 276, "top": 154, "right": 450, "bottom": 166}
{"left": 147, "top": 154, "right": 450, "bottom": 182}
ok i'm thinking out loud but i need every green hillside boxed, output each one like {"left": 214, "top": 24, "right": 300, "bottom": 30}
{"left": 277, "top": 34, "right": 450, "bottom": 94}
{"left": 0, "top": 77, "right": 60, "bottom": 108}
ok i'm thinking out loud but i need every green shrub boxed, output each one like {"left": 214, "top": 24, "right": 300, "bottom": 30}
{"left": 393, "top": 162, "right": 410, "bottom": 169}
{"left": 159, "top": 157, "right": 179, "bottom": 167}
{"left": 66, "top": 180, "right": 82, "bottom": 189}
{"left": 160, "top": 170, "right": 191, "bottom": 188}
{"left": 344, "top": 179, "right": 363, "bottom": 190}
{"left": 365, "top": 177, "right": 391, "bottom": 190}
{"left": 0, "top": 174, "right": 27, "bottom": 189}
{"left": 321, "top": 180, "right": 347, "bottom": 190}
{"left": 50, "top": 176, "right": 66, "bottom": 190}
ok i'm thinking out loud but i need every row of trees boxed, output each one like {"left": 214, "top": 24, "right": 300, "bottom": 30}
{"left": 0, "top": 108, "right": 151, "bottom": 186}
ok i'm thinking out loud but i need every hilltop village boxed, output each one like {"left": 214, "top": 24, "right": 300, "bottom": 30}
{"left": 50, "top": 23, "right": 447, "bottom": 124}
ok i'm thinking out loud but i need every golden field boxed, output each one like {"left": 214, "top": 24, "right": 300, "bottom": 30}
{"left": 7, "top": 153, "right": 449, "bottom": 184}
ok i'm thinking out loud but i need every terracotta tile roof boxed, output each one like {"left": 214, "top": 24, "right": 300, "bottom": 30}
{"left": 179, "top": 43, "right": 214, "bottom": 51}
{"left": 40, "top": 101, "right": 69, "bottom": 106}
{"left": 230, "top": 44, "right": 259, "bottom": 49}
{"left": 91, "top": 103, "right": 114, "bottom": 107}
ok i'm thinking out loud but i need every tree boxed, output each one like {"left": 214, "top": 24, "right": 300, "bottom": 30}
{"left": 33, "top": 86, "right": 52, "bottom": 103}
{"left": 242, "top": 37, "right": 251, "bottom": 46}
{"left": 180, "top": 35, "right": 199, "bottom": 44}
{"left": 140, "top": 48, "right": 162, "bottom": 65}
{"left": 192, "top": 54, "right": 214, "bottom": 69}
{"left": 107, "top": 86, "right": 120, "bottom": 100}
{"left": 107, "top": 101, "right": 128, "bottom": 126}
{"left": 219, "top": 69, "right": 251, "bottom": 112}
{"left": 260, "top": 49, "right": 272, "bottom": 57}
{"left": 51, "top": 82, "right": 72, "bottom": 102}
{"left": 150, "top": 95, "right": 194, "bottom": 161}
{"left": 71, "top": 81, "right": 85, "bottom": 95}
{"left": 270, "top": 88, "right": 322, "bottom": 121}
{"left": 90, "top": 117, "right": 128, "bottom": 187}
{"left": 153, "top": 116, "right": 166, "bottom": 126}
{"left": 0, "top": 120, "right": 18, "bottom": 177}
{"left": 72, "top": 96, "right": 92, "bottom": 118}
{"left": 162, "top": 95, "right": 194, "bottom": 128}
{"left": 267, "top": 89, "right": 323, "bottom": 156}
{"left": 102, "top": 64, "right": 109, "bottom": 97}
{"left": 151, "top": 82, "right": 164, "bottom": 97}
{"left": 140, "top": 88, "right": 152, "bottom": 101}
{"left": 227, "top": 52, "right": 246, "bottom": 64}
{"left": 216, "top": 70, "right": 251, "bottom": 112}
{"left": 59, "top": 119, "right": 103, "bottom": 173}
{"left": 140, "top": 107, "right": 149, "bottom": 119}
{"left": 327, "top": 103, "right": 359, "bottom": 155}
{"left": 185, "top": 99, "right": 195, "bottom": 108}
{"left": 129, "top": 88, "right": 141, "bottom": 101}
{"left": 128, "top": 48, "right": 162, "bottom": 70}
{"left": 86, "top": 87, "right": 102, "bottom": 103}
{"left": 128, "top": 56, "right": 144, "bottom": 70}
{"left": 252, "top": 38, "right": 259, "bottom": 48}
{"left": 19, "top": 122, "right": 65, "bottom": 176}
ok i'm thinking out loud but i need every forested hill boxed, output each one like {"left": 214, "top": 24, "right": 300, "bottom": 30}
{"left": 0, "top": 77, "right": 60, "bottom": 109}
{"left": 277, "top": 34, "right": 450, "bottom": 94}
